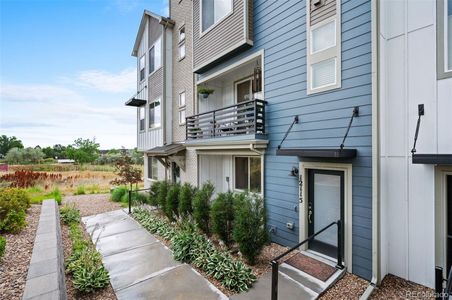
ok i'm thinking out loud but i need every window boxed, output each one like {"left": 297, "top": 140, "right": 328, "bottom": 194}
{"left": 179, "top": 26, "right": 186, "bottom": 59}
{"left": 139, "top": 55, "right": 145, "bottom": 81}
{"left": 234, "top": 156, "right": 262, "bottom": 193}
{"left": 201, "top": 0, "right": 233, "bottom": 33}
{"left": 448, "top": 0, "right": 452, "bottom": 71}
{"left": 307, "top": 8, "right": 341, "bottom": 94}
{"left": 139, "top": 106, "right": 145, "bottom": 131}
{"left": 235, "top": 77, "right": 253, "bottom": 103}
{"left": 149, "top": 37, "right": 162, "bottom": 74}
{"left": 438, "top": 0, "right": 452, "bottom": 78}
{"left": 179, "top": 92, "right": 186, "bottom": 125}
{"left": 148, "top": 156, "right": 158, "bottom": 180}
{"left": 149, "top": 99, "right": 161, "bottom": 128}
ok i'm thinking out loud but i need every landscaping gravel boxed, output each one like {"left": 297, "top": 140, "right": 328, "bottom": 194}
{"left": 0, "top": 205, "right": 40, "bottom": 300}
{"left": 319, "top": 273, "right": 368, "bottom": 299}
{"left": 63, "top": 193, "right": 122, "bottom": 217}
{"left": 370, "top": 274, "right": 435, "bottom": 300}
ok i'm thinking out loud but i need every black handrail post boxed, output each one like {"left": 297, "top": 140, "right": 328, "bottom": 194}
{"left": 128, "top": 189, "right": 132, "bottom": 214}
{"left": 336, "top": 220, "right": 344, "bottom": 269}
{"left": 436, "top": 266, "right": 444, "bottom": 300}
{"left": 271, "top": 260, "right": 278, "bottom": 300}
{"left": 212, "top": 111, "right": 216, "bottom": 138}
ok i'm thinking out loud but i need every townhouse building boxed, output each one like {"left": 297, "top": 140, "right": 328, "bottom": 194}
{"left": 125, "top": 0, "right": 452, "bottom": 293}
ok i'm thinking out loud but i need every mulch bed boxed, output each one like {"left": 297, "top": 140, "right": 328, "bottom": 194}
{"left": 319, "top": 273, "right": 369, "bottom": 299}
{"left": 370, "top": 274, "right": 435, "bottom": 300}
{"left": 63, "top": 194, "right": 122, "bottom": 217}
{"left": 0, "top": 205, "right": 41, "bottom": 300}
{"left": 285, "top": 253, "right": 337, "bottom": 282}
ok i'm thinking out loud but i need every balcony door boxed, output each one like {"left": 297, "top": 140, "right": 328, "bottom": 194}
{"left": 447, "top": 175, "right": 452, "bottom": 273}
{"left": 307, "top": 169, "right": 344, "bottom": 259}
{"left": 235, "top": 77, "right": 253, "bottom": 104}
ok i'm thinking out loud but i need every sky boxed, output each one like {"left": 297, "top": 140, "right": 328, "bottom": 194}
{"left": 0, "top": 0, "right": 168, "bottom": 149}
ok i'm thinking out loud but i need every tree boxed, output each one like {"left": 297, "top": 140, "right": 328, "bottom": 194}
{"left": 5, "top": 147, "right": 23, "bottom": 164}
{"left": 0, "top": 135, "right": 24, "bottom": 156}
{"left": 65, "top": 138, "right": 100, "bottom": 164}
{"left": 110, "top": 151, "right": 142, "bottom": 191}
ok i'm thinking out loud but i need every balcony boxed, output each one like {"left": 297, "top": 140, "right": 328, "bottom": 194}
{"left": 186, "top": 99, "right": 266, "bottom": 141}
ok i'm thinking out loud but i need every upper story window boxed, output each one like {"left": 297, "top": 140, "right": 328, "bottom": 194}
{"left": 149, "top": 99, "right": 161, "bottom": 129}
{"left": 139, "top": 106, "right": 145, "bottom": 131}
{"left": 438, "top": 0, "right": 452, "bottom": 79}
{"left": 179, "top": 26, "right": 186, "bottom": 60}
{"left": 201, "top": 0, "right": 233, "bottom": 33}
{"left": 179, "top": 91, "right": 186, "bottom": 125}
{"left": 139, "top": 55, "right": 145, "bottom": 81}
{"left": 149, "top": 37, "right": 162, "bottom": 74}
{"left": 306, "top": 0, "right": 341, "bottom": 94}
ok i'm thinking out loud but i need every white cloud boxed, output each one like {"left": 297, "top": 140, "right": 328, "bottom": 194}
{"left": 0, "top": 80, "right": 136, "bottom": 149}
{"left": 70, "top": 68, "right": 136, "bottom": 93}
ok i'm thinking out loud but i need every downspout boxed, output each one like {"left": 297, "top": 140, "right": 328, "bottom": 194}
{"left": 249, "top": 143, "right": 265, "bottom": 155}
{"left": 360, "top": 0, "right": 380, "bottom": 298}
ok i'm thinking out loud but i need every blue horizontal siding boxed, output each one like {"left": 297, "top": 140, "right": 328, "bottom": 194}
{"left": 197, "top": 0, "right": 373, "bottom": 280}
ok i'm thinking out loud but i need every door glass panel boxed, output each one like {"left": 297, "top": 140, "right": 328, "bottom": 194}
{"left": 236, "top": 80, "right": 251, "bottom": 103}
{"left": 313, "top": 173, "right": 341, "bottom": 247}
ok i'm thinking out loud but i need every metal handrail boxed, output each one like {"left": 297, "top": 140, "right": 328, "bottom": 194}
{"left": 270, "top": 220, "right": 343, "bottom": 300}
{"left": 127, "top": 187, "right": 154, "bottom": 214}
{"left": 186, "top": 98, "right": 267, "bottom": 119}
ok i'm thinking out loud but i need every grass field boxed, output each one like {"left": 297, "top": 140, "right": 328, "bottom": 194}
{"left": 1, "top": 164, "right": 144, "bottom": 203}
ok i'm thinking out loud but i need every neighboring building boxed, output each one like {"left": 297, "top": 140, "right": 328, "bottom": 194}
{"left": 378, "top": 0, "right": 452, "bottom": 289}
{"left": 125, "top": 0, "right": 452, "bottom": 292}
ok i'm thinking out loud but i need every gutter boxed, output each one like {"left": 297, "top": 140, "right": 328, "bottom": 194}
{"left": 360, "top": 0, "right": 380, "bottom": 298}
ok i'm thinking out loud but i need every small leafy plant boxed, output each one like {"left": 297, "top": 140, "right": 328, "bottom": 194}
{"left": 178, "top": 183, "right": 196, "bottom": 219}
{"left": 157, "top": 181, "right": 170, "bottom": 212}
{"left": 197, "top": 86, "right": 215, "bottom": 97}
{"left": 60, "top": 205, "right": 81, "bottom": 225}
{"left": 0, "top": 188, "right": 30, "bottom": 233}
{"left": 165, "top": 183, "right": 180, "bottom": 221}
{"left": 0, "top": 236, "right": 6, "bottom": 258}
{"left": 111, "top": 186, "right": 128, "bottom": 202}
{"left": 74, "top": 185, "right": 86, "bottom": 195}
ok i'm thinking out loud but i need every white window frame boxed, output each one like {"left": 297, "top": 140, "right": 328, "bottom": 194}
{"left": 138, "top": 106, "right": 145, "bottom": 132}
{"left": 233, "top": 156, "right": 263, "bottom": 194}
{"left": 200, "top": 0, "right": 234, "bottom": 36}
{"left": 178, "top": 25, "right": 186, "bottom": 60}
{"left": 306, "top": 3, "right": 341, "bottom": 95}
{"left": 149, "top": 98, "right": 161, "bottom": 129}
{"left": 149, "top": 37, "right": 162, "bottom": 75}
{"left": 438, "top": 0, "right": 452, "bottom": 79}
{"left": 139, "top": 54, "right": 146, "bottom": 82}
{"left": 148, "top": 156, "right": 158, "bottom": 180}
{"left": 234, "top": 76, "right": 253, "bottom": 103}
{"left": 178, "top": 91, "right": 186, "bottom": 125}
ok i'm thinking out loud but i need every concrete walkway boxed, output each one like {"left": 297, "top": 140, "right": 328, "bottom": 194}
{"left": 82, "top": 209, "right": 227, "bottom": 300}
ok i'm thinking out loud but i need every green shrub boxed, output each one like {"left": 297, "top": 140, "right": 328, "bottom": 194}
{"left": 50, "top": 188, "right": 62, "bottom": 205}
{"left": 233, "top": 193, "right": 268, "bottom": 265}
{"left": 211, "top": 192, "right": 235, "bottom": 245}
{"left": 178, "top": 183, "right": 196, "bottom": 218}
{"left": 157, "top": 181, "right": 170, "bottom": 212}
{"left": 87, "top": 184, "right": 100, "bottom": 194}
{"left": 0, "top": 188, "right": 30, "bottom": 233}
{"left": 148, "top": 181, "right": 161, "bottom": 206}
{"left": 111, "top": 187, "right": 127, "bottom": 202}
{"left": 66, "top": 223, "right": 109, "bottom": 293}
{"left": 74, "top": 185, "right": 86, "bottom": 195}
{"left": 165, "top": 183, "right": 180, "bottom": 220}
{"left": 193, "top": 182, "right": 214, "bottom": 235}
{"left": 0, "top": 236, "right": 6, "bottom": 258}
{"left": 60, "top": 205, "right": 81, "bottom": 225}
{"left": 132, "top": 208, "right": 255, "bottom": 293}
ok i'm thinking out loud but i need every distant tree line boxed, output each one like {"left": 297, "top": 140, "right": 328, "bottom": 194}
{"left": 0, "top": 135, "right": 143, "bottom": 165}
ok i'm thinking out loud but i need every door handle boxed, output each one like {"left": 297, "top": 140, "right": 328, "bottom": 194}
{"left": 308, "top": 203, "right": 313, "bottom": 224}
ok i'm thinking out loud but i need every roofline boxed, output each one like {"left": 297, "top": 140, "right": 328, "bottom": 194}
{"left": 131, "top": 10, "right": 175, "bottom": 57}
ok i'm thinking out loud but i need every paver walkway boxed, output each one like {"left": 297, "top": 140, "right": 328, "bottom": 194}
{"left": 82, "top": 209, "right": 227, "bottom": 300}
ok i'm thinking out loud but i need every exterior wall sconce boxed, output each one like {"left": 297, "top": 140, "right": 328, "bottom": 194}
{"left": 289, "top": 166, "right": 299, "bottom": 177}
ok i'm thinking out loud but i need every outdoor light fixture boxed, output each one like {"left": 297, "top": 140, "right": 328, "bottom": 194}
{"left": 289, "top": 166, "right": 299, "bottom": 177}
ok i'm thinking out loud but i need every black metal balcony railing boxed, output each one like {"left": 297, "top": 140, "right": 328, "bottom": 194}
{"left": 186, "top": 99, "right": 266, "bottom": 140}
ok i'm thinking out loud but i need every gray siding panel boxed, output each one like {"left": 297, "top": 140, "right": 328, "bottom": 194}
{"left": 193, "top": 0, "right": 251, "bottom": 71}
